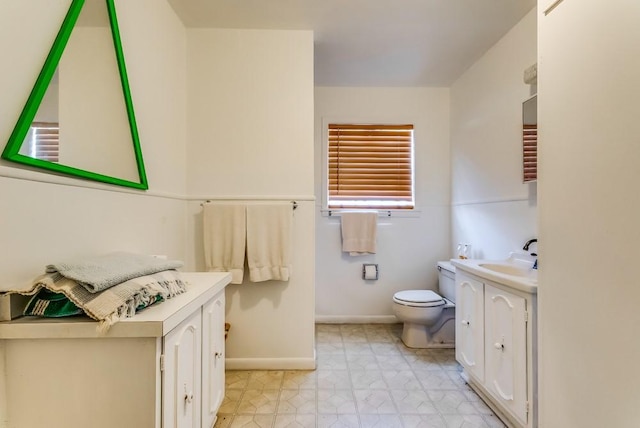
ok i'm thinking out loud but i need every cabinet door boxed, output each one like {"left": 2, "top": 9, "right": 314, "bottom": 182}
{"left": 163, "top": 310, "right": 202, "bottom": 428}
{"left": 484, "top": 285, "right": 528, "bottom": 425}
{"left": 201, "top": 292, "right": 226, "bottom": 428}
{"left": 455, "top": 272, "right": 485, "bottom": 382}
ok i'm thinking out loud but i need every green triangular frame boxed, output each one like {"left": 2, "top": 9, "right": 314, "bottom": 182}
{"left": 1, "top": 0, "right": 148, "bottom": 190}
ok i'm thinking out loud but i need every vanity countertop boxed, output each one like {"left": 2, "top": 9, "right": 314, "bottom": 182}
{"left": 451, "top": 258, "right": 538, "bottom": 294}
{"left": 0, "top": 272, "right": 231, "bottom": 339}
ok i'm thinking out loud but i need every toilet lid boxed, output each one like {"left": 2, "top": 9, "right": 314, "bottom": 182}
{"left": 393, "top": 290, "right": 445, "bottom": 307}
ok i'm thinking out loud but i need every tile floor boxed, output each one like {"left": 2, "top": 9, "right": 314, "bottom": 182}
{"left": 214, "top": 324, "right": 506, "bottom": 428}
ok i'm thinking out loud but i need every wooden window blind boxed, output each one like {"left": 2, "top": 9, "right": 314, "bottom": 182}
{"left": 29, "top": 122, "right": 59, "bottom": 163}
{"left": 522, "top": 94, "right": 537, "bottom": 182}
{"left": 328, "top": 123, "right": 414, "bottom": 209}
{"left": 523, "top": 124, "right": 537, "bottom": 182}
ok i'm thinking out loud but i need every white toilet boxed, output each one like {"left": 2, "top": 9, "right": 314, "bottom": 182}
{"left": 392, "top": 261, "right": 456, "bottom": 348}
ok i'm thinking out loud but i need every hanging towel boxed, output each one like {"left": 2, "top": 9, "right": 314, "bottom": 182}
{"left": 341, "top": 211, "right": 377, "bottom": 256}
{"left": 203, "top": 204, "right": 246, "bottom": 284}
{"left": 246, "top": 204, "right": 292, "bottom": 282}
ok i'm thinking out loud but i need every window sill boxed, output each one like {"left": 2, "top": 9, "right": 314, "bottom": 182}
{"left": 320, "top": 209, "right": 421, "bottom": 218}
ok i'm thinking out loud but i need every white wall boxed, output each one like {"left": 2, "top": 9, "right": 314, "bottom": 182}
{"left": 450, "top": 9, "right": 537, "bottom": 260}
{"left": 314, "top": 87, "right": 451, "bottom": 321}
{"left": 0, "top": 0, "right": 189, "bottom": 285}
{"left": 0, "top": 0, "right": 188, "bottom": 424}
{"left": 538, "top": 1, "right": 640, "bottom": 426}
{"left": 60, "top": 27, "right": 137, "bottom": 180}
{"left": 185, "top": 29, "right": 316, "bottom": 368}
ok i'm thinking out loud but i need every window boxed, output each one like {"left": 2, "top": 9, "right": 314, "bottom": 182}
{"left": 327, "top": 123, "right": 414, "bottom": 210}
{"left": 522, "top": 95, "right": 537, "bottom": 182}
{"left": 26, "top": 122, "right": 59, "bottom": 162}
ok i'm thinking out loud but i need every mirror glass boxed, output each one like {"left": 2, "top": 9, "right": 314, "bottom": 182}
{"left": 2, "top": 0, "right": 147, "bottom": 189}
{"left": 522, "top": 94, "right": 537, "bottom": 183}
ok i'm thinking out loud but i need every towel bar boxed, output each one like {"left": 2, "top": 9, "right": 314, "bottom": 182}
{"left": 201, "top": 200, "right": 298, "bottom": 210}
{"left": 327, "top": 210, "right": 392, "bottom": 217}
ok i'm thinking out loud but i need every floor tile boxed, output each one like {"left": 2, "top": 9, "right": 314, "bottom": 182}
{"left": 218, "top": 323, "right": 507, "bottom": 428}
{"left": 237, "top": 389, "right": 280, "bottom": 414}
{"left": 228, "top": 414, "right": 275, "bottom": 428}
{"left": 359, "top": 414, "right": 404, "bottom": 427}
{"left": 350, "top": 370, "right": 387, "bottom": 389}
{"left": 273, "top": 413, "right": 317, "bottom": 427}
{"left": 247, "top": 371, "right": 285, "bottom": 389}
{"left": 317, "top": 354, "right": 349, "bottom": 370}
{"left": 346, "top": 354, "right": 379, "bottom": 371}
{"left": 401, "top": 414, "right": 448, "bottom": 428}
{"left": 343, "top": 343, "right": 374, "bottom": 356}
{"left": 317, "top": 414, "right": 360, "bottom": 428}
{"left": 226, "top": 370, "right": 252, "bottom": 389}
{"left": 390, "top": 389, "right": 438, "bottom": 415}
{"left": 219, "top": 388, "right": 244, "bottom": 414}
{"left": 317, "top": 342, "right": 346, "bottom": 355}
{"left": 282, "top": 370, "right": 317, "bottom": 390}
{"left": 317, "top": 389, "right": 358, "bottom": 414}
{"left": 277, "top": 389, "right": 317, "bottom": 414}
{"left": 353, "top": 389, "right": 396, "bottom": 414}
{"left": 441, "top": 414, "right": 492, "bottom": 428}
{"left": 381, "top": 370, "right": 422, "bottom": 390}
{"left": 375, "top": 354, "right": 411, "bottom": 371}
{"left": 317, "top": 369, "right": 352, "bottom": 389}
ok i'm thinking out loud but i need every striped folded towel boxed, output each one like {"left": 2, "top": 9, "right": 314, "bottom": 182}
{"left": 8, "top": 270, "right": 187, "bottom": 333}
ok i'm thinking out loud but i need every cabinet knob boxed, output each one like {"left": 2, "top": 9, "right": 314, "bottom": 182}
{"left": 494, "top": 342, "right": 505, "bottom": 351}
{"left": 184, "top": 384, "right": 194, "bottom": 404}
{"left": 461, "top": 320, "right": 470, "bottom": 326}
{"left": 215, "top": 351, "right": 223, "bottom": 359}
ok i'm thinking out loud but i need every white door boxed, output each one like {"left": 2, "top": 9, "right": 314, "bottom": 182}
{"left": 201, "top": 293, "right": 226, "bottom": 428}
{"left": 455, "top": 272, "right": 485, "bottom": 382}
{"left": 163, "top": 310, "right": 202, "bottom": 428}
{"left": 484, "top": 284, "right": 528, "bottom": 425}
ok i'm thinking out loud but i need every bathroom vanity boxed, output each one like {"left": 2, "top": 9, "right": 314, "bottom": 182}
{"left": 0, "top": 272, "right": 231, "bottom": 428}
{"left": 452, "top": 258, "right": 537, "bottom": 428}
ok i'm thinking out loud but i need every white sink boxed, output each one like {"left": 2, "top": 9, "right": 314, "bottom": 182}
{"left": 479, "top": 263, "right": 532, "bottom": 278}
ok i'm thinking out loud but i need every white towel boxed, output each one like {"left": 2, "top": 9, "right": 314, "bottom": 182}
{"left": 246, "top": 204, "right": 292, "bottom": 282}
{"left": 341, "top": 211, "right": 377, "bottom": 256}
{"left": 203, "top": 204, "right": 246, "bottom": 284}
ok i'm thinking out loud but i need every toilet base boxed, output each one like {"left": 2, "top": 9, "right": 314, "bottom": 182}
{"left": 401, "top": 322, "right": 433, "bottom": 348}
{"left": 399, "top": 314, "right": 456, "bottom": 349}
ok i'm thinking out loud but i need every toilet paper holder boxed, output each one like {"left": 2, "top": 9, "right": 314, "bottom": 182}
{"left": 362, "top": 264, "right": 379, "bottom": 280}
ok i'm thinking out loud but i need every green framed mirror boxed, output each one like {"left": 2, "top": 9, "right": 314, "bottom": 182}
{"left": 1, "top": 0, "right": 148, "bottom": 190}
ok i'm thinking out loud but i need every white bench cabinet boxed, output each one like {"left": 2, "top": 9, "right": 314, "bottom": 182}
{"left": 0, "top": 272, "right": 231, "bottom": 428}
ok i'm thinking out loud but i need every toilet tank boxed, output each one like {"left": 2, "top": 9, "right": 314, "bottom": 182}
{"left": 437, "top": 261, "right": 456, "bottom": 303}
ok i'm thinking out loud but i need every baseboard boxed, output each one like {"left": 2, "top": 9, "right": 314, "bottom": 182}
{"left": 315, "top": 315, "right": 399, "bottom": 324}
{"left": 225, "top": 357, "right": 316, "bottom": 370}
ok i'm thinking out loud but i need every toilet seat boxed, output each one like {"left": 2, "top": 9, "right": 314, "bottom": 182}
{"left": 393, "top": 290, "right": 445, "bottom": 307}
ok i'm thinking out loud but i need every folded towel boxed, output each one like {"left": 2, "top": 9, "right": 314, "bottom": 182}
{"left": 3, "top": 270, "right": 186, "bottom": 333}
{"left": 341, "top": 211, "right": 377, "bottom": 256}
{"left": 246, "top": 204, "right": 292, "bottom": 282}
{"left": 203, "top": 203, "right": 246, "bottom": 284}
{"left": 46, "top": 252, "right": 184, "bottom": 293}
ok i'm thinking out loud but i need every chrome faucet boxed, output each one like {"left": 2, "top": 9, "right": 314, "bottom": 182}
{"left": 523, "top": 238, "right": 538, "bottom": 269}
{"left": 522, "top": 238, "right": 537, "bottom": 252}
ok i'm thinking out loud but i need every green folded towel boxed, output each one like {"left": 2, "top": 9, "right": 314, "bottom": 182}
{"left": 24, "top": 288, "right": 84, "bottom": 318}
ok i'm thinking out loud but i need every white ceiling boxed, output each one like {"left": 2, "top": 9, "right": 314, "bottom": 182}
{"left": 167, "top": 0, "right": 536, "bottom": 87}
